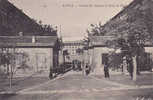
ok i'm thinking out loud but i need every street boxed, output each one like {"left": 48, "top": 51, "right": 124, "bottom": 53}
{"left": 0, "top": 71, "right": 153, "bottom": 100}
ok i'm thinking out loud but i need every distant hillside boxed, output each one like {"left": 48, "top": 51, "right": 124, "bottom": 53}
{"left": 0, "top": 0, "right": 57, "bottom": 36}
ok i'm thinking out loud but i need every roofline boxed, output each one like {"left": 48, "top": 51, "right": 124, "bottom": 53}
{"left": 111, "top": 0, "right": 135, "bottom": 20}
{"left": 102, "top": 0, "right": 138, "bottom": 29}
{"left": 88, "top": 45, "right": 153, "bottom": 49}
{"left": 89, "top": 36, "right": 115, "bottom": 38}
{"left": 0, "top": 0, "right": 57, "bottom": 36}
{"left": 0, "top": 43, "right": 56, "bottom": 47}
{"left": 6, "top": 0, "right": 36, "bottom": 24}
{"left": 63, "top": 40, "right": 83, "bottom": 43}
{"left": 0, "top": 36, "right": 58, "bottom": 38}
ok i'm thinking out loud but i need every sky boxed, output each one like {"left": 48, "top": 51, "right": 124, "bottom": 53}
{"left": 9, "top": 0, "right": 132, "bottom": 41}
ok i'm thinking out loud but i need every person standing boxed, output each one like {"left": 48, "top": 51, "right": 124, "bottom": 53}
{"left": 85, "top": 63, "right": 90, "bottom": 75}
{"left": 49, "top": 69, "right": 53, "bottom": 79}
{"left": 127, "top": 56, "right": 133, "bottom": 79}
{"left": 104, "top": 63, "right": 110, "bottom": 78}
{"left": 104, "top": 56, "right": 110, "bottom": 78}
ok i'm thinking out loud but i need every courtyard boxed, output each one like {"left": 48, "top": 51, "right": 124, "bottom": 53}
{"left": 0, "top": 71, "right": 152, "bottom": 100}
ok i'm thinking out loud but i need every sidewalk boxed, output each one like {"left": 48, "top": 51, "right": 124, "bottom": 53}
{"left": 0, "top": 70, "right": 73, "bottom": 94}
{"left": 0, "top": 76, "right": 49, "bottom": 93}
{"left": 93, "top": 72, "right": 153, "bottom": 87}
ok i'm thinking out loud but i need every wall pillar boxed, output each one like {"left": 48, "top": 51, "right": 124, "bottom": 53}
{"left": 133, "top": 56, "right": 137, "bottom": 81}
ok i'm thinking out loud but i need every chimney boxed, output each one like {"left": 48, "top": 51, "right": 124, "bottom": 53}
{"left": 18, "top": 32, "right": 23, "bottom": 36}
{"left": 32, "top": 36, "right": 36, "bottom": 43}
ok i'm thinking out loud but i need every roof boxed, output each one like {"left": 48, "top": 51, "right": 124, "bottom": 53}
{"left": 89, "top": 36, "right": 116, "bottom": 46}
{"left": 91, "top": 0, "right": 153, "bottom": 46}
{"left": 89, "top": 36, "right": 153, "bottom": 47}
{"left": 63, "top": 40, "right": 83, "bottom": 46}
{"left": 0, "top": 0, "right": 57, "bottom": 36}
{"left": 102, "top": 0, "right": 146, "bottom": 32}
{"left": 62, "top": 37, "right": 84, "bottom": 42}
{"left": 0, "top": 36, "right": 58, "bottom": 47}
{"left": 96, "top": 0, "right": 153, "bottom": 36}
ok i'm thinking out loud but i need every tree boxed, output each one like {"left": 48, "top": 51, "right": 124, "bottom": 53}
{"left": 87, "top": 1, "right": 153, "bottom": 80}
{"left": 0, "top": 45, "right": 31, "bottom": 88}
{"left": 0, "top": 46, "right": 16, "bottom": 88}
{"left": 116, "top": 8, "right": 153, "bottom": 80}
{"left": 32, "top": 19, "right": 57, "bottom": 36}
{"left": 87, "top": 22, "right": 105, "bottom": 36}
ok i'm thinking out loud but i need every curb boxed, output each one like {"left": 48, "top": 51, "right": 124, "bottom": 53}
{"left": 1, "top": 85, "right": 153, "bottom": 95}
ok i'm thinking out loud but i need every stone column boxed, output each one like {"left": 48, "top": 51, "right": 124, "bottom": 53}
{"left": 123, "top": 57, "right": 128, "bottom": 75}
{"left": 133, "top": 56, "right": 137, "bottom": 81}
{"left": 92, "top": 48, "right": 103, "bottom": 75}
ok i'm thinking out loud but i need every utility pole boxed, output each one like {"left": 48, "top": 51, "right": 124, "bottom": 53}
{"left": 60, "top": 25, "right": 62, "bottom": 38}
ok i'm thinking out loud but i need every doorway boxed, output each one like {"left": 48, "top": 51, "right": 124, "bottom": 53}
{"left": 36, "top": 53, "right": 47, "bottom": 72}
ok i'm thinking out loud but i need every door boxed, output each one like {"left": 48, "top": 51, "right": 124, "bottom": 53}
{"left": 36, "top": 53, "right": 47, "bottom": 72}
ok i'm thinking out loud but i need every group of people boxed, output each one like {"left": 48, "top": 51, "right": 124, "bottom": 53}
{"left": 49, "top": 57, "right": 110, "bottom": 79}
{"left": 72, "top": 60, "right": 91, "bottom": 75}
{"left": 84, "top": 62, "right": 110, "bottom": 78}
{"left": 72, "top": 58, "right": 110, "bottom": 77}
{"left": 49, "top": 54, "right": 138, "bottom": 80}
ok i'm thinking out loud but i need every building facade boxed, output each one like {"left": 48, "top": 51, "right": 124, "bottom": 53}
{"left": 63, "top": 41, "right": 83, "bottom": 62}
{"left": 87, "top": 36, "right": 153, "bottom": 75}
{"left": 0, "top": 0, "right": 60, "bottom": 77}
{"left": 87, "top": 0, "right": 153, "bottom": 75}
{"left": 0, "top": 36, "right": 59, "bottom": 77}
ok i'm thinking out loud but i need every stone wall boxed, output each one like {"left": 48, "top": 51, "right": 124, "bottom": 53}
{"left": 90, "top": 47, "right": 153, "bottom": 75}
{"left": 14, "top": 48, "right": 53, "bottom": 77}
{"left": 145, "top": 47, "right": 153, "bottom": 57}
{"left": 90, "top": 47, "right": 110, "bottom": 75}
{"left": 144, "top": 47, "right": 153, "bottom": 69}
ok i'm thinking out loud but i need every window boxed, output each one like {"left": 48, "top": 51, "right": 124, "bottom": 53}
{"left": 16, "top": 53, "right": 23, "bottom": 66}
{"left": 36, "top": 53, "right": 47, "bottom": 71}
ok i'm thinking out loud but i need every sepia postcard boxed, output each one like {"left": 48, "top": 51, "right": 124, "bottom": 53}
{"left": 0, "top": 0, "right": 153, "bottom": 100}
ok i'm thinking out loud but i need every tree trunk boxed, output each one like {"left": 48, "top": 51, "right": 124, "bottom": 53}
{"left": 6, "top": 64, "right": 9, "bottom": 75}
{"left": 82, "top": 61, "right": 85, "bottom": 75}
{"left": 9, "top": 48, "right": 16, "bottom": 89}
{"left": 132, "top": 56, "right": 137, "bottom": 81}
{"left": 9, "top": 64, "right": 12, "bottom": 89}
